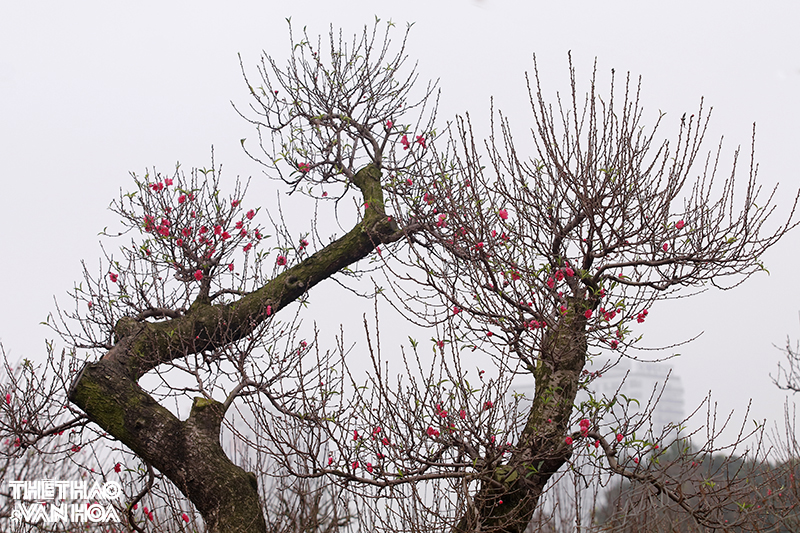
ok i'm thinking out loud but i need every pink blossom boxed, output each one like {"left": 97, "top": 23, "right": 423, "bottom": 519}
{"left": 565, "top": 437, "right": 573, "bottom": 445}
{"left": 406, "top": 178, "right": 413, "bottom": 186}
{"left": 109, "top": 273, "right": 118, "bottom": 283}
{"left": 214, "top": 225, "right": 222, "bottom": 236}
{"left": 194, "top": 270, "right": 203, "bottom": 281}
{"left": 300, "top": 239, "right": 309, "bottom": 248}
{"left": 564, "top": 267, "right": 575, "bottom": 277}
{"left": 416, "top": 135, "right": 426, "bottom": 148}
{"left": 662, "top": 243, "right": 669, "bottom": 252}
{"left": 150, "top": 182, "right": 164, "bottom": 192}
{"left": 178, "top": 194, "right": 187, "bottom": 204}
{"left": 675, "top": 219, "right": 685, "bottom": 230}
{"left": 609, "top": 340, "right": 619, "bottom": 349}
{"left": 498, "top": 208, "right": 508, "bottom": 220}
{"left": 352, "top": 461, "right": 359, "bottom": 470}
{"left": 4, "top": 393, "right": 10, "bottom": 405}
{"left": 546, "top": 277, "right": 555, "bottom": 289}
{"left": 401, "top": 135, "right": 410, "bottom": 150}
{"left": 584, "top": 309, "right": 592, "bottom": 319}
{"left": 459, "top": 409, "right": 466, "bottom": 419}
{"left": 616, "top": 433, "right": 624, "bottom": 442}
{"left": 243, "top": 243, "right": 252, "bottom": 252}
{"left": 386, "top": 120, "right": 393, "bottom": 129}
{"left": 228, "top": 263, "right": 234, "bottom": 271}
{"left": 222, "top": 231, "right": 231, "bottom": 240}
{"left": 276, "top": 255, "right": 287, "bottom": 266}
{"left": 298, "top": 162, "right": 310, "bottom": 173}
{"left": 182, "top": 513, "right": 189, "bottom": 523}
{"left": 426, "top": 426, "right": 440, "bottom": 438}
{"left": 366, "top": 462, "right": 373, "bottom": 473}
{"left": 484, "top": 401, "right": 494, "bottom": 410}
{"left": 453, "top": 306, "right": 461, "bottom": 314}
{"left": 164, "top": 178, "right": 173, "bottom": 186}
{"left": 246, "top": 209, "right": 255, "bottom": 220}
{"left": 328, "top": 457, "right": 333, "bottom": 465}
{"left": 114, "top": 463, "right": 121, "bottom": 473}
{"left": 353, "top": 430, "right": 359, "bottom": 441}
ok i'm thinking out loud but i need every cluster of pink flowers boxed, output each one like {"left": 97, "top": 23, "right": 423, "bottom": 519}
{"left": 636, "top": 309, "right": 649, "bottom": 323}
{"left": 399, "top": 133, "right": 426, "bottom": 150}
{"left": 578, "top": 418, "right": 591, "bottom": 438}
{"left": 141, "top": 506, "right": 154, "bottom": 522}
{"left": 135, "top": 180, "right": 268, "bottom": 286}
{"left": 598, "top": 306, "right": 619, "bottom": 322}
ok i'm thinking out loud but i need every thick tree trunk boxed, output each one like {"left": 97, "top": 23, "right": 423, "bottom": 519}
{"left": 454, "top": 298, "right": 588, "bottom": 533}
{"left": 69, "top": 165, "right": 402, "bottom": 532}
{"left": 70, "top": 351, "right": 266, "bottom": 532}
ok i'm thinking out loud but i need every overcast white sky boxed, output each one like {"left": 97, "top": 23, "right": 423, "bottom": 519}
{"left": 1, "top": 1, "right": 798, "bottom": 445}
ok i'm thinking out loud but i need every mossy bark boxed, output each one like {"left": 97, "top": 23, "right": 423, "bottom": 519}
{"left": 70, "top": 165, "right": 400, "bottom": 533}
{"left": 453, "top": 298, "right": 588, "bottom": 533}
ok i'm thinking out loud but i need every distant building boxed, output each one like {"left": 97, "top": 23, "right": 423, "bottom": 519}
{"left": 588, "top": 358, "right": 684, "bottom": 435}
{"left": 510, "top": 358, "right": 685, "bottom": 437}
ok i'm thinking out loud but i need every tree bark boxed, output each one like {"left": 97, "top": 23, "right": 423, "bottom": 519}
{"left": 454, "top": 298, "right": 588, "bottom": 533}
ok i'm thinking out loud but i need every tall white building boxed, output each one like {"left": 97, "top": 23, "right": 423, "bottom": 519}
{"left": 583, "top": 358, "right": 685, "bottom": 436}
{"left": 509, "top": 358, "right": 685, "bottom": 437}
